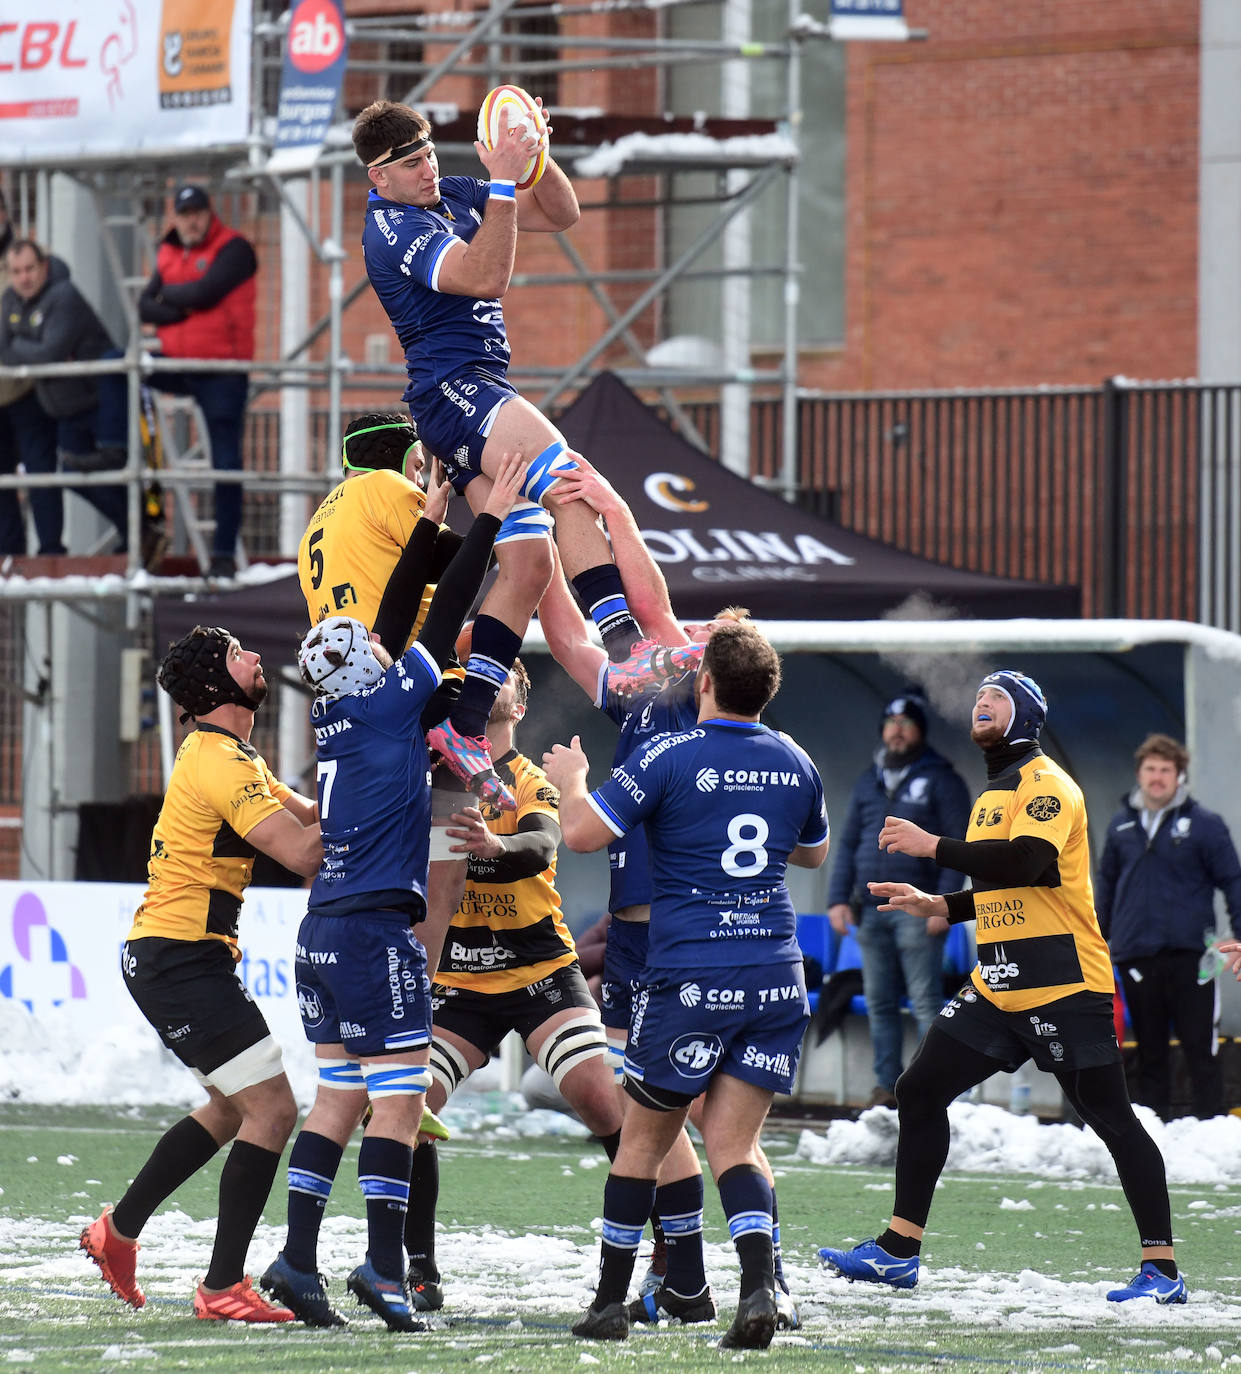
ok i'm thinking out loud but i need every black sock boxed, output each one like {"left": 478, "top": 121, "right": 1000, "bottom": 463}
{"left": 717, "top": 1164, "right": 773, "bottom": 1300}
{"left": 404, "top": 1141, "right": 440, "bottom": 1280}
{"left": 1146, "top": 1256, "right": 1178, "bottom": 1279}
{"left": 359, "top": 1136, "right": 413, "bottom": 1282}
{"left": 654, "top": 1174, "right": 706, "bottom": 1295}
{"left": 204, "top": 1139, "right": 282, "bottom": 1290}
{"left": 593, "top": 1128, "right": 622, "bottom": 1162}
{"left": 113, "top": 1116, "right": 220, "bottom": 1239}
{"left": 596, "top": 1174, "right": 656, "bottom": 1308}
{"left": 877, "top": 1227, "right": 921, "bottom": 1259}
{"left": 570, "top": 565, "right": 641, "bottom": 662}
{"left": 283, "top": 1131, "right": 343, "bottom": 1274}
{"left": 452, "top": 615, "right": 522, "bottom": 738}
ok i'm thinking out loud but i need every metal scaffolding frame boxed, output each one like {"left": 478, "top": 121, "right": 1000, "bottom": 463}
{"left": 0, "top": 0, "right": 917, "bottom": 880}
{"left": 0, "top": 0, "right": 846, "bottom": 584}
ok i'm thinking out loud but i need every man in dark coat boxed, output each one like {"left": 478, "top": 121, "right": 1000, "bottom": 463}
{"left": 1097, "top": 733, "right": 1241, "bottom": 1119}
{"left": 827, "top": 691, "right": 971, "bottom": 1106}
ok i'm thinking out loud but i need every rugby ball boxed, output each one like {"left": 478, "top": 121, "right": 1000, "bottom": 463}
{"left": 477, "top": 84, "right": 547, "bottom": 191}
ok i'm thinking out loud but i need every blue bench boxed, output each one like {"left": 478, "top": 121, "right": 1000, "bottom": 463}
{"left": 796, "top": 913, "right": 977, "bottom": 1017}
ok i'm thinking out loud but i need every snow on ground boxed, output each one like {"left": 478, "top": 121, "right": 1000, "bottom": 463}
{"left": 795, "top": 1100, "right": 1241, "bottom": 1187}
{"left": 6, "top": 1003, "right": 1241, "bottom": 1337}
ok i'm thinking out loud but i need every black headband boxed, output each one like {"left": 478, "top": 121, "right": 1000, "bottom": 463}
{"left": 367, "top": 136, "right": 431, "bottom": 169}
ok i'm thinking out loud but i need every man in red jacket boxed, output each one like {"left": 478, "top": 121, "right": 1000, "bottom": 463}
{"left": 139, "top": 184, "right": 257, "bottom": 579}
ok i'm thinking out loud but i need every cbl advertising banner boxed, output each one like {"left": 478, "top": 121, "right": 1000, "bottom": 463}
{"left": 0, "top": 0, "right": 252, "bottom": 164}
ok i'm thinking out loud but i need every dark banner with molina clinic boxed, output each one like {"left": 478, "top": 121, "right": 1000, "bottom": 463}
{"left": 269, "top": 0, "right": 348, "bottom": 171}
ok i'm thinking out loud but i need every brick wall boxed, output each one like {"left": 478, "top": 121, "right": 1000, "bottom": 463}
{"left": 306, "top": 2, "right": 1201, "bottom": 404}
{"left": 808, "top": 0, "right": 1200, "bottom": 390}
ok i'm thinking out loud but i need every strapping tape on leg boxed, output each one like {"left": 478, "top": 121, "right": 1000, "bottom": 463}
{"left": 361, "top": 1060, "right": 432, "bottom": 1099}
{"left": 495, "top": 499, "right": 554, "bottom": 545}
{"left": 204, "top": 1035, "right": 285, "bottom": 1096}
{"left": 429, "top": 1038, "right": 471, "bottom": 1100}
{"left": 604, "top": 1037, "right": 626, "bottom": 1085}
{"left": 536, "top": 1011, "right": 610, "bottom": 1091}
{"left": 318, "top": 1058, "right": 365, "bottom": 1090}
{"left": 519, "top": 440, "right": 578, "bottom": 507}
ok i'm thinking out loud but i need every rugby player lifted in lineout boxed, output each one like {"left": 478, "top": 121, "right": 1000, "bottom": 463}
{"left": 352, "top": 98, "right": 694, "bottom": 809}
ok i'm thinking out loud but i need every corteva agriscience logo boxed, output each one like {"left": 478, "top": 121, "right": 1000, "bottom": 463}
{"left": 0, "top": 891, "right": 86, "bottom": 1012}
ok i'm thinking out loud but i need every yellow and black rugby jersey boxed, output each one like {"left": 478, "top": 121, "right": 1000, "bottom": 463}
{"left": 128, "top": 725, "right": 292, "bottom": 954}
{"left": 435, "top": 750, "right": 576, "bottom": 994}
{"left": 298, "top": 468, "right": 432, "bottom": 648}
{"left": 966, "top": 751, "right": 1113, "bottom": 1012}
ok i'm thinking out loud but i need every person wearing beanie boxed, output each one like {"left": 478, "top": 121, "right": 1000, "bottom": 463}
{"left": 826, "top": 689, "right": 971, "bottom": 1106}
{"left": 818, "top": 670, "right": 1185, "bottom": 1307}
{"left": 80, "top": 625, "right": 321, "bottom": 1322}
{"left": 135, "top": 182, "right": 257, "bottom": 578}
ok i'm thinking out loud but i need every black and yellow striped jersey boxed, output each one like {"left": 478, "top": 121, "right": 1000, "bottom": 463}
{"left": 967, "top": 751, "right": 1113, "bottom": 1012}
{"left": 298, "top": 468, "right": 432, "bottom": 649}
{"left": 128, "top": 725, "right": 293, "bottom": 954}
{"left": 435, "top": 750, "right": 577, "bottom": 994}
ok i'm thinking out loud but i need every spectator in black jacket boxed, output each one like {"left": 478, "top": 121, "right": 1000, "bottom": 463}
{"left": 0, "top": 239, "right": 131, "bottom": 555}
{"left": 827, "top": 692, "right": 972, "bottom": 1106}
{"left": 1097, "top": 733, "right": 1241, "bottom": 1120}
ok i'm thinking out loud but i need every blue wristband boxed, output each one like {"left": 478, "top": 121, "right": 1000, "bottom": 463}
{"left": 488, "top": 180, "right": 517, "bottom": 200}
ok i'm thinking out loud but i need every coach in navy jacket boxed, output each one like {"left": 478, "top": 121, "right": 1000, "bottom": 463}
{"left": 1097, "top": 733, "right": 1241, "bottom": 1119}
{"left": 827, "top": 693, "right": 971, "bottom": 1103}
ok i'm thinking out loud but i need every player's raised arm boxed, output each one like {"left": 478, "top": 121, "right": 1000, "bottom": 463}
{"left": 417, "top": 452, "right": 526, "bottom": 669}
{"left": 542, "top": 736, "right": 614, "bottom": 852}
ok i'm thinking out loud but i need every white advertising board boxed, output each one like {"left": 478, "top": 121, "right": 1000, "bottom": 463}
{"left": 0, "top": 0, "right": 253, "bottom": 165}
{"left": 0, "top": 878, "right": 308, "bottom": 1056}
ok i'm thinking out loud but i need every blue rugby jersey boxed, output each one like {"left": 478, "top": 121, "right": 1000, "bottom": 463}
{"left": 307, "top": 642, "right": 442, "bottom": 919}
{"left": 589, "top": 719, "right": 829, "bottom": 968}
{"left": 598, "top": 672, "right": 697, "bottom": 912}
{"left": 361, "top": 181, "right": 510, "bottom": 405}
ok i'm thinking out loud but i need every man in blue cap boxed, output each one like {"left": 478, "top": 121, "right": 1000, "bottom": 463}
{"left": 816, "top": 670, "right": 1186, "bottom": 1306}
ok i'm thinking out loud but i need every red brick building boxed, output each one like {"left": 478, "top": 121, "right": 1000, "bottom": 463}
{"left": 315, "top": 0, "right": 1200, "bottom": 400}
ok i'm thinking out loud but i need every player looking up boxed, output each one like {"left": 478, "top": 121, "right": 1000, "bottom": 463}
{"left": 401, "top": 657, "right": 632, "bottom": 1312}
{"left": 352, "top": 99, "right": 677, "bottom": 805}
{"left": 80, "top": 627, "right": 322, "bottom": 1323}
{"left": 261, "top": 454, "right": 524, "bottom": 1332}
{"left": 816, "top": 671, "right": 1185, "bottom": 1307}
{"left": 545, "top": 622, "right": 830, "bottom": 1349}
{"left": 539, "top": 460, "right": 799, "bottom": 1328}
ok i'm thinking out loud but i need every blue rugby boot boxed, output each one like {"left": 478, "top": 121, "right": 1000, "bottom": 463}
{"left": 346, "top": 1259, "right": 426, "bottom": 1331}
{"left": 1106, "top": 1263, "right": 1187, "bottom": 1305}
{"left": 817, "top": 1238, "right": 920, "bottom": 1290}
{"left": 260, "top": 1252, "right": 347, "bottom": 1328}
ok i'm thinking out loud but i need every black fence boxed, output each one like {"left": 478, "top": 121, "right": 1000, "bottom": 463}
{"left": 240, "top": 379, "right": 1241, "bottom": 628}
{"left": 671, "top": 379, "right": 1236, "bottom": 626}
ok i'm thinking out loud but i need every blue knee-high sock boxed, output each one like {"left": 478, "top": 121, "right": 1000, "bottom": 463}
{"left": 717, "top": 1163, "right": 774, "bottom": 1300}
{"left": 570, "top": 565, "right": 641, "bottom": 661}
{"left": 284, "top": 1131, "right": 345, "bottom": 1273}
{"left": 595, "top": 1173, "right": 656, "bottom": 1308}
{"left": 451, "top": 615, "right": 522, "bottom": 738}
{"left": 359, "top": 1136, "right": 413, "bottom": 1282}
{"left": 654, "top": 1174, "right": 707, "bottom": 1295}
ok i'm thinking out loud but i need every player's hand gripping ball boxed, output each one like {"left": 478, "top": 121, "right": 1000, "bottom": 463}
{"left": 477, "top": 84, "right": 548, "bottom": 191}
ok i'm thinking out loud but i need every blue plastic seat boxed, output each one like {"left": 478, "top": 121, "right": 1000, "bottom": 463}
{"left": 796, "top": 913, "right": 835, "bottom": 1012}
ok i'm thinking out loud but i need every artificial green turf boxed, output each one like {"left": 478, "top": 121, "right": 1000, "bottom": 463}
{"left": 3, "top": 1105, "right": 1240, "bottom": 1372}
